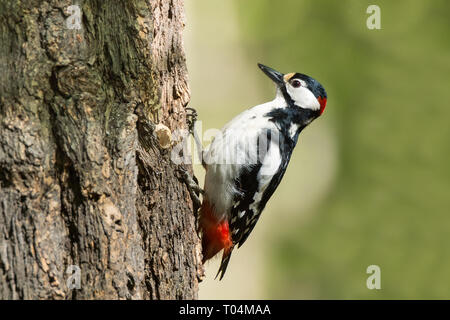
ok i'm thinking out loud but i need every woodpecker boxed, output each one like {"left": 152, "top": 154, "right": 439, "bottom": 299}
{"left": 198, "top": 63, "right": 327, "bottom": 279}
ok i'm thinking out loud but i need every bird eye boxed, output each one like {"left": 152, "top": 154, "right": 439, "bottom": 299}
{"left": 291, "top": 79, "right": 301, "bottom": 88}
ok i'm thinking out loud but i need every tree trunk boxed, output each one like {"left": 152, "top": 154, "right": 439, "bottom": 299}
{"left": 0, "top": 0, "right": 203, "bottom": 299}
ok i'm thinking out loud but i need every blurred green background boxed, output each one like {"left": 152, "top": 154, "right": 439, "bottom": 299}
{"left": 185, "top": 0, "right": 450, "bottom": 299}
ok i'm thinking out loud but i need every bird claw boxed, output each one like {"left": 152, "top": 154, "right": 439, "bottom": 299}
{"left": 177, "top": 165, "right": 203, "bottom": 214}
{"left": 181, "top": 106, "right": 204, "bottom": 228}
{"left": 186, "top": 107, "right": 198, "bottom": 135}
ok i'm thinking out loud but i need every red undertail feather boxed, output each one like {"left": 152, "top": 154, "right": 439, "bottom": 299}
{"left": 199, "top": 200, "right": 234, "bottom": 279}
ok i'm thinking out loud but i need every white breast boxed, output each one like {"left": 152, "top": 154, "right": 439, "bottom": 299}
{"left": 203, "top": 95, "right": 286, "bottom": 218}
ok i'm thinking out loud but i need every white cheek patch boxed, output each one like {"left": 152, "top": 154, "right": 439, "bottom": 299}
{"left": 286, "top": 85, "right": 320, "bottom": 111}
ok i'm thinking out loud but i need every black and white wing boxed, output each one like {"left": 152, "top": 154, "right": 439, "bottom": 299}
{"left": 215, "top": 128, "right": 294, "bottom": 279}
{"left": 229, "top": 129, "right": 294, "bottom": 247}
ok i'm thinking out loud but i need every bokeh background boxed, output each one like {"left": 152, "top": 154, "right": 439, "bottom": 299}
{"left": 184, "top": 0, "right": 450, "bottom": 299}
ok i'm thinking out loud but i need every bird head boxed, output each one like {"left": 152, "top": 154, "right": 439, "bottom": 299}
{"left": 258, "top": 63, "right": 327, "bottom": 116}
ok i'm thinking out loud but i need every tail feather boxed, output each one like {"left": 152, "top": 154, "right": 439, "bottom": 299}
{"left": 215, "top": 245, "right": 235, "bottom": 280}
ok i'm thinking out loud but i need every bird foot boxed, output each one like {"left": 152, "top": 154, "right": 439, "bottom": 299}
{"left": 177, "top": 165, "right": 203, "bottom": 214}
{"left": 186, "top": 107, "right": 198, "bottom": 136}
{"left": 185, "top": 106, "right": 206, "bottom": 168}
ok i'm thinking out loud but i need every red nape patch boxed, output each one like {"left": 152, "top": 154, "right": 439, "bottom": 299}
{"left": 199, "top": 200, "right": 233, "bottom": 263}
{"left": 318, "top": 96, "right": 327, "bottom": 115}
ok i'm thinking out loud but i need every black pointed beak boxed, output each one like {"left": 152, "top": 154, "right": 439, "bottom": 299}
{"left": 257, "top": 63, "right": 284, "bottom": 87}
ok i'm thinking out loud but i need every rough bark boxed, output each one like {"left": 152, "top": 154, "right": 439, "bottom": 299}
{"left": 0, "top": 0, "right": 202, "bottom": 299}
